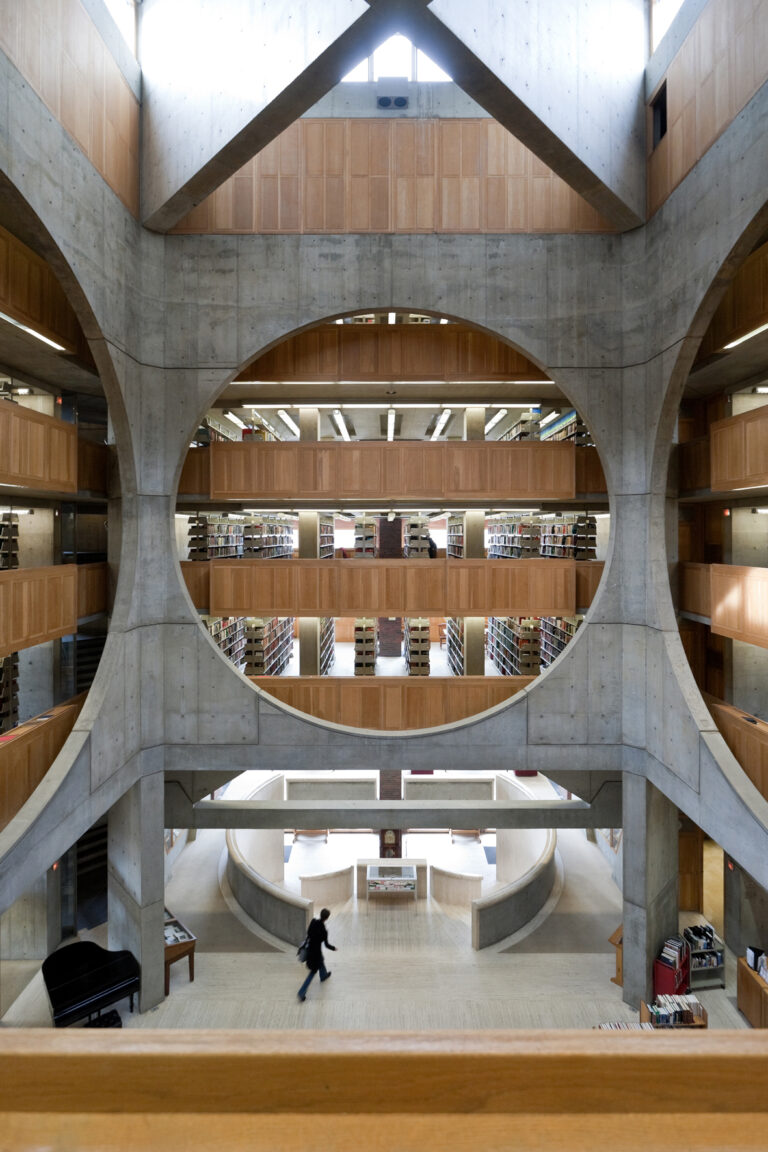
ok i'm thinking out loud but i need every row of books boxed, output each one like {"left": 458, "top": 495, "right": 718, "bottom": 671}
{"left": 646, "top": 993, "right": 704, "bottom": 1026}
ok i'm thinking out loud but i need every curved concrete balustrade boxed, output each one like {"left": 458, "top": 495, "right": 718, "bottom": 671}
{"left": 299, "top": 865, "right": 354, "bottom": 904}
{"left": 471, "top": 828, "right": 558, "bottom": 950}
{"left": 430, "top": 864, "right": 483, "bottom": 904}
{"left": 225, "top": 828, "right": 310, "bottom": 946}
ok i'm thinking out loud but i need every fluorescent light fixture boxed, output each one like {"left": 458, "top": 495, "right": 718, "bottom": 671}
{"left": 723, "top": 322, "right": 768, "bottom": 350}
{"left": 431, "top": 409, "right": 452, "bottom": 440}
{"left": 342, "top": 403, "right": 389, "bottom": 410}
{"left": 439, "top": 318, "right": 448, "bottom": 324}
{"left": 0, "top": 309, "right": 67, "bottom": 351}
{"left": 335, "top": 318, "right": 344, "bottom": 325}
{"left": 754, "top": 386, "right": 768, "bottom": 394}
{"left": 332, "top": 409, "right": 351, "bottom": 441}
{"left": 754, "top": 508, "right": 768, "bottom": 514}
{"left": 539, "top": 410, "right": 560, "bottom": 428}
{"left": 388, "top": 312, "right": 396, "bottom": 325}
{"left": 387, "top": 408, "right": 396, "bottom": 442}
{"left": 484, "top": 409, "right": 508, "bottom": 434}
{"left": 593, "top": 512, "right": 610, "bottom": 519}
{"left": 14, "top": 387, "right": 31, "bottom": 395}
{"left": 242, "top": 404, "right": 285, "bottom": 410}
{"left": 277, "top": 409, "right": 300, "bottom": 436}
{"left": 224, "top": 410, "right": 248, "bottom": 430}
{"left": 490, "top": 401, "right": 541, "bottom": 408}
{"left": 397, "top": 403, "right": 441, "bottom": 409}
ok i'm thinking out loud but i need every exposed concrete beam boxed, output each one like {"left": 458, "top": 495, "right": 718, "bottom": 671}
{"left": 410, "top": 0, "right": 647, "bottom": 230}
{"left": 140, "top": 0, "right": 403, "bottom": 231}
{"left": 167, "top": 786, "right": 622, "bottom": 830}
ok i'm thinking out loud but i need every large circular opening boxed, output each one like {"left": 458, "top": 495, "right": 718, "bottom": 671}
{"left": 176, "top": 309, "right": 610, "bottom": 730}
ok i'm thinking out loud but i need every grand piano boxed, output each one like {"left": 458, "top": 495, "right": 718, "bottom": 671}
{"left": 42, "top": 940, "right": 141, "bottom": 1027}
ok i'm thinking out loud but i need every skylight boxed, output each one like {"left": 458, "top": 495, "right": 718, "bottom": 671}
{"left": 342, "top": 34, "right": 451, "bottom": 83}
{"left": 651, "top": 0, "right": 685, "bottom": 51}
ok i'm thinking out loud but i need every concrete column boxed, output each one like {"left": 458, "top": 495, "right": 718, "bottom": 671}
{"left": 299, "top": 617, "right": 320, "bottom": 675}
{"left": 299, "top": 407, "right": 320, "bottom": 441}
{"left": 464, "top": 616, "right": 485, "bottom": 676}
{"left": 108, "top": 770, "right": 165, "bottom": 1010}
{"left": 621, "top": 773, "right": 679, "bottom": 1008}
{"left": 0, "top": 868, "right": 60, "bottom": 960}
{"left": 463, "top": 407, "right": 486, "bottom": 441}
{"left": 464, "top": 509, "right": 485, "bottom": 559}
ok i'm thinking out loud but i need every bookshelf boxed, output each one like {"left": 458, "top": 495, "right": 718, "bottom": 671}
{"left": 354, "top": 617, "right": 378, "bottom": 675}
{"left": 187, "top": 514, "right": 244, "bottom": 560}
{"left": 204, "top": 615, "right": 247, "bottom": 671}
{"left": 354, "top": 517, "right": 378, "bottom": 557}
{"left": 445, "top": 616, "right": 464, "bottom": 677}
{"left": 1, "top": 512, "right": 20, "bottom": 570}
{"left": 539, "top": 516, "right": 596, "bottom": 560}
{"left": 403, "top": 515, "right": 430, "bottom": 558}
{"left": 499, "top": 411, "right": 541, "bottom": 441}
{"left": 539, "top": 616, "right": 583, "bottom": 669}
{"left": 540, "top": 408, "right": 593, "bottom": 446}
{"left": 319, "top": 516, "right": 335, "bottom": 560}
{"left": 653, "top": 934, "right": 690, "bottom": 997}
{"left": 245, "top": 616, "right": 294, "bottom": 675}
{"left": 244, "top": 516, "right": 294, "bottom": 559}
{"left": 487, "top": 517, "right": 541, "bottom": 559}
{"left": 487, "top": 617, "right": 541, "bottom": 677}
{"left": 319, "top": 616, "right": 335, "bottom": 675}
{"left": 0, "top": 652, "right": 19, "bottom": 734}
{"left": 447, "top": 515, "right": 464, "bottom": 559}
{"left": 737, "top": 956, "right": 768, "bottom": 1027}
{"left": 640, "top": 995, "right": 707, "bottom": 1028}
{"left": 684, "top": 923, "right": 726, "bottom": 989}
{"left": 404, "top": 618, "right": 430, "bottom": 676}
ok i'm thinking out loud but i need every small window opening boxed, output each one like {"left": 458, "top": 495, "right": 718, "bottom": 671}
{"left": 652, "top": 83, "right": 668, "bottom": 149}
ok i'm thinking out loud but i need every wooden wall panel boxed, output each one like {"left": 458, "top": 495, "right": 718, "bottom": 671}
{"left": 575, "top": 561, "right": 605, "bottom": 610}
{"left": 0, "top": 225, "right": 90, "bottom": 358}
{"left": 575, "top": 446, "right": 607, "bottom": 493}
{"left": 0, "top": 400, "right": 77, "bottom": 491}
{"left": 0, "top": 565, "right": 77, "bottom": 657}
{"left": 77, "top": 562, "right": 109, "bottom": 618}
{"left": 0, "top": 693, "right": 86, "bottom": 833}
{"left": 240, "top": 323, "right": 547, "bottom": 382}
{"left": 678, "top": 437, "right": 711, "bottom": 491}
{"left": 77, "top": 438, "right": 109, "bottom": 493}
{"left": 678, "top": 561, "right": 712, "bottom": 618}
{"left": 171, "top": 118, "right": 615, "bottom": 236}
{"left": 648, "top": 0, "right": 768, "bottom": 216}
{"left": 207, "top": 440, "right": 579, "bottom": 502}
{"left": 181, "top": 561, "right": 210, "bottom": 609}
{"left": 206, "top": 558, "right": 579, "bottom": 618}
{"left": 705, "top": 694, "right": 768, "bottom": 802}
{"left": 710, "top": 404, "right": 768, "bottom": 491}
{"left": 0, "top": 0, "right": 139, "bottom": 215}
{"left": 710, "top": 564, "right": 768, "bottom": 648}
{"left": 253, "top": 676, "right": 533, "bottom": 730}
{"left": 178, "top": 447, "right": 210, "bottom": 495}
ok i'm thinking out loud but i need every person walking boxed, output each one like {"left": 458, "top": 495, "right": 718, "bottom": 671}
{"left": 297, "top": 907, "right": 336, "bottom": 1002}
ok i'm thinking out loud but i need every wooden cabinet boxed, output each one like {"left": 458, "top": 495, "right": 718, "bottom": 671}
{"left": 737, "top": 956, "right": 768, "bottom": 1027}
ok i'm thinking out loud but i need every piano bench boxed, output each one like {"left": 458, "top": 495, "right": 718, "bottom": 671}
{"left": 84, "top": 1009, "right": 123, "bottom": 1028}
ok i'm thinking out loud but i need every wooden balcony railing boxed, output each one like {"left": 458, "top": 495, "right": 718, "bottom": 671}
{"left": 678, "top": 561, "right": 711, "bottom": 618}
{"left": 711, "top": 405, "right": 768, "bottom": 492}
{"left": 705, "top": 695, "right": 768, "bottom": 803}
{"left": 0, "top": 400, "right": 77, "bottom": 492}
{"left": 0, "top": 693, "right": 86, "bottom": 833}
{"left": 0, "top": 564, "right": 108, "bottom": 658}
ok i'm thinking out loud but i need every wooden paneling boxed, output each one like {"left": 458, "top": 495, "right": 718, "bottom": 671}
{"left": 0, "top": 400, "right": 77, "bottom": 491}
{"left": 575, "top": 446, "right": 607, "bottom": 493}
{"left": 710, "top": 563, "right": 768, "bottom": 648}
{"left": 678, "top": 561, "right": 712, "bottom": 618}
{"left": 678, "top": 437, "right": 711, "bottom": 492}
{"left": 575, "top": 561, "right": 605, "bottom": 610}
{"left": 171, "top": 118, "right": 616, "bottom": 235}
{"left": 77, "top": 562, "right": 108, "bottom": 618}
{"left": 178, "top": 447, "right": 211, "bottom": 495}
{"left": 251, "top": 676, "right": 532, "bottom": 730}
{"left": 710, "top": 404, "right": 768, "bottom": 491}
{"left": 2, "top": 1031, "right": 768, "bottom": 1152}
{"left": 697, "top": 242, "right": 768, "bottom": 362}
{"left": 181, "top": 561, "right": 210, "bottom": 609}
{"left": 207, "top": 440, "right": 577, "bottom": 502}
{"left": 0, "top": 693, "right": 86, "bottom": 833}
{"left": 678, "top": 816, "right": 704, "bottom": 911}
{"left": 648, "top": 0, "right": 768, "bottom": 215}
{"left": 77, "top": 438, "right": 109, "bottom": 493}
{"left": 0, "top": 565, "right": 78, "bottom": 657}
{"left": 0, "top": 0, "right": 139, "bottom": 215}
{"left": 705, "top": 694, "right": 768, "bottom": 802}
{"left": 0, "top": 225, "right": 90, "bottom": 358}
{"left": 241, "top": 323, "right": 547, "bottom": 382}
{"left": 204, "top": 558, "right": 582, "bottom": 618}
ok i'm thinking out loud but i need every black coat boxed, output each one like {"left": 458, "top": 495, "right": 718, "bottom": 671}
{"left": 305, "top": 917, "right": 331, "bottom": 971}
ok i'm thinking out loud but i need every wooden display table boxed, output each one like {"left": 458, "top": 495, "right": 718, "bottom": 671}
{"left": 356, "top": 858, "right": 428, "bottom": 899}
{"left": 164, "top": 911, "right": 196, "bottom": 996}
{"left": 366, "top": 864, "right": 417, "bottom": 902}
{"left": 640, "top": 1000, "right": 708, "bottom": 1028}
{"left": 737, "top": 956, "right": 768, "bottom": 1027}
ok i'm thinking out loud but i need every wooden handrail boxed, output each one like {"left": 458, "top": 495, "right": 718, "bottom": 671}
{"left": 0, "top": 1030, "right": 767, "bottom": 1150}
{"left": 705, "top": 694, "right": 768, "bottom": 802}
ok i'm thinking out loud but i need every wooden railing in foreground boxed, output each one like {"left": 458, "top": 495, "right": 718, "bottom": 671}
{"left": 0, "top": 693, "right": 86, "bottom": 833}
{"left": 0, "top": 1031, "right": 767, "bottom": 1150}
{"left": 705, "top": 694, "right": 768, "bottom": 801}
{"left": 252, "top": 676, "right": 534, "bottom": 730}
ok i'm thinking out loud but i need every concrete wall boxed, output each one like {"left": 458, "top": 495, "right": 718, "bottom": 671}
{"left": 230, "top": 775, "right": 285, "bottom": 886}
{"left": 403, "top": 776, "right": 494, "bottom": 801}
{"left": 286, "top": 777, "right": 378, "bottom": 801}
{"left": 495, "top": 775, "right": 550, "bottom": 885}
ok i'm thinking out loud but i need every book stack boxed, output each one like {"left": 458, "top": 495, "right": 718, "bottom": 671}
{"left": 404, "top": 618, "right": 430, "bottom": 675}
{"left": 595, "top": 1021, "right": 655, "bottom": 1031}
{"left": 354, "top": 618, "right": 378, "bottom": 675}
{"left": 657, "top": 935, "right": 688, "bottom": 969}
{"left": 403, "top": 515, "right": 430, "bottom": 557}
{"left": 644, "top": 994, "right": 705, "bottom": 1027}
{"left": 354, "top": 517, "right": 378, "bottom": 557}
